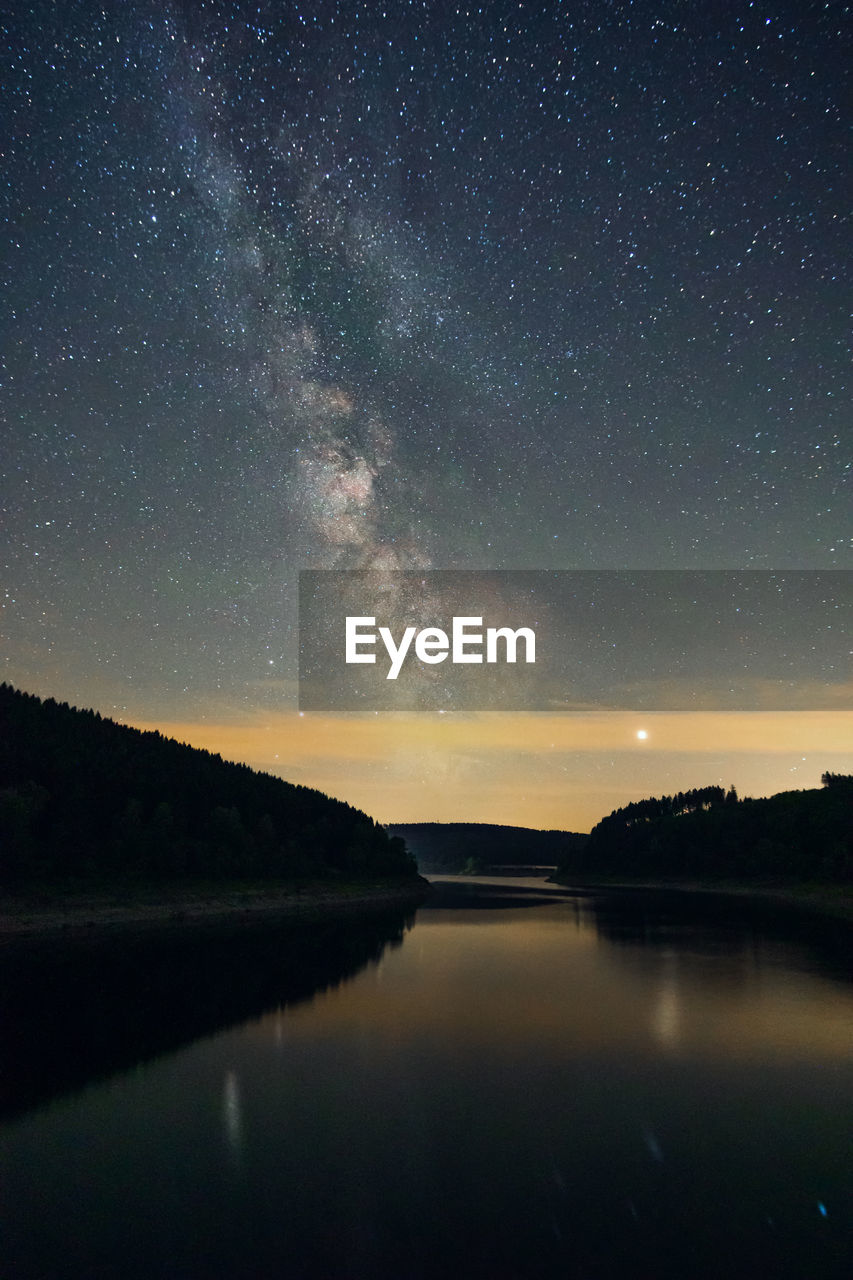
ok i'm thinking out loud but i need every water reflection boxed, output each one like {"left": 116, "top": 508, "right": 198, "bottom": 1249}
{"left": 1, "top": 881, "right": 851, "bottom": 1279}
{"left": 222, "top": 1070, "right": 243, "bottom": 1165}
{"left": 425, "top": 876, "right": 581, "bottom": 909}
{"left": 407, "top": 883, "right": 853, "bottom": 1064}
{"left": 651, "top": 953, "right": 681, "bottom": 1049}
{"left": 583, "top": 886, "right": 853, "bottom": 987}
{"left": 0, "top": 907, "right": 416, "bottom": 1119}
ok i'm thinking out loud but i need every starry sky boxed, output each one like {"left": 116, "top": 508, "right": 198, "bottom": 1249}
{"left": 2, "top": 0, "right": 850, "bottom": 829}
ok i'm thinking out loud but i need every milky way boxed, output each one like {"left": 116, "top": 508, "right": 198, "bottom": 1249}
{"left": 1, "top": 0, "right": 848, "bottom": 718}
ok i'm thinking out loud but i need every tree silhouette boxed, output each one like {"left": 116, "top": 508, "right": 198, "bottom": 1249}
{"left": 0, "top": 683, "right": 417, "bottom": 886}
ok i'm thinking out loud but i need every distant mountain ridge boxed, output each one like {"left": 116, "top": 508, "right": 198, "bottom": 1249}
{"left": 387, "top": 822, "right": 588, "bottom": 874}
{"left": 0, "top": 683, "right": 417, "bottom": 885}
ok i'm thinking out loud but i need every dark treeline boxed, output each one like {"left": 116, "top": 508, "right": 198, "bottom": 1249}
{"left": 0, "top": 684, "right": 416, "bottom": 885}
{"left": 388, "top": 822, "right": 587, "bottom": 874}
{"left": 593, "top": 785, "right": 733, "bottom": 830}
{"left": 555, "top": 775, "right": 853, "bottom": 883}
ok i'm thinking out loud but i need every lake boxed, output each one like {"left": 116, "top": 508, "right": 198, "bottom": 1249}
{"left": 1, "top": 877, "right": 851, "bottom": 1278}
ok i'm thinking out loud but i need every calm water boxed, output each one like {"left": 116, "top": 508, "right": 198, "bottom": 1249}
{"left": 1, "top": 878, "right": 852, "bottom": 1278}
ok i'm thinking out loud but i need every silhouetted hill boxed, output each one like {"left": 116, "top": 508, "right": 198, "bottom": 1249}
{"left": 0, "top": 684, "right": 416, "bottom": 885}
{"left": 387, "top": 822, "right": 588, "bottom": 874}
{"left": 554, "top": 777, "right": 852, "bottom": 884}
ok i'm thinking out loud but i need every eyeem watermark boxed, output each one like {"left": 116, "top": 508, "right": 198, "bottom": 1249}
{"left": 298, "top": 569, "right": 851, "bottom": 711}
{"left": 346, "top": 615, "right": 536, "bottom": 680}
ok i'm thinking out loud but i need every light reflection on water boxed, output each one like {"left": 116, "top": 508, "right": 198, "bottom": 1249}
{"left": 222, "top": 1069, "right": 243, "bottom": 1166}
{"left": 1, "top": 877, "right": 851, "bottom": 1278}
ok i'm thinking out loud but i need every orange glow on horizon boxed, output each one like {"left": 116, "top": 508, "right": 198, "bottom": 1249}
{"left": 126, "top": 708, "right": 853, "bottom": 832}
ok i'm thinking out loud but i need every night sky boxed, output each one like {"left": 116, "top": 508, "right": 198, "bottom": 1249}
{"left": 2, "top": 0, "right": 850, "bottom": 828}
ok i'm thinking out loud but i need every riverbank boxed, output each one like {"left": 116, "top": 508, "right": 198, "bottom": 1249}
{"left": 550, "top": 874, "right": 853, "bottom": 921}
{"left": 0, "top": 876, "right": 432, "bottom": 942}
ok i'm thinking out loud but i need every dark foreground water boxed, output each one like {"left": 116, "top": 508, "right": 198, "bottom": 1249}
{"left": 1, "top": 879, "right": 852, "bottom": 1279}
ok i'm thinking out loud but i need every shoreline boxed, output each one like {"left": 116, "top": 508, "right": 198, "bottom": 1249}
{"left": 0, "top": 876, "right": 432, "bottom": 943}
{"left": 2, "top": 872, "right": 850, "bottom": 939}
{"left": 549, "top": 874, "right": 853, "bottom": 921}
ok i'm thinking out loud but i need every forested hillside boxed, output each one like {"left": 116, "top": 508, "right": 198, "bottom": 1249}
{"left": 0, "top": 684, "right": 416, "bottom": 885}
{"left": 388, "top": 822, "right": 587, "bottom": 874}
{"left": 554, "top": 777, "right": 853, "bottom": 883}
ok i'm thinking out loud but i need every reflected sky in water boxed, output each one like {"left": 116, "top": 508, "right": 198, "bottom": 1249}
{"left": 272, "top": 885, "right": 853, "bottom": 1066}
{"left": 1, "top": 880, "right": 851, "bottom": 1278}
